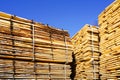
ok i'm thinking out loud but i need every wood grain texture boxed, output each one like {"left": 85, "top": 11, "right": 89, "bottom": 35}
{"left": 0, "top": 12, "right": 72, "bottom": 79}
{"left": 98, "top": 0, "right": 120, "bottom": 79}
{"left": 72, "top": 24, "right": 100, "bottom": 80}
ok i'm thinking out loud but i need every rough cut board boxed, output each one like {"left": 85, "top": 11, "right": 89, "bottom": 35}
{"left": 0, "top": 12, "right": 72, "bottom": 80}
{"left": 98, "top": 0, "right": 120, "bottom": 79}
{"left": 71, "top": 24, "right": 100, "bottom": 80}
{"left": 0, "top": 12, "right": 73, "bottom": 62}
{"left": 0, "top": 59, "right": 71, "bottom": 80}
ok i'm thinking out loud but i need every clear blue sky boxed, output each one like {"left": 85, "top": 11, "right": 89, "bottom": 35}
{"left": 0, "top": 0, "right": 114, "bottom": 37}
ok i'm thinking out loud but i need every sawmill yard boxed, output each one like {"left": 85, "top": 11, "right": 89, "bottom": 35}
{"left": 0, "top": 0, "right": 120, "bottom": 80}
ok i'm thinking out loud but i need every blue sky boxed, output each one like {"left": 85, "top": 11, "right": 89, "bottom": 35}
{"left": 0, "top": 0, "right": 114, "bottom": 37}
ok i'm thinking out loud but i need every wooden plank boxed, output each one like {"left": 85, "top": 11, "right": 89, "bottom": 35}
{"left": 99, "top": 0, "right": 120, "bottom": 79}
{"left": 0, "top": 12, "right": 72, "bottom": 79}
{"left": 72, "top": 24, "right": 100, "bottom": 79}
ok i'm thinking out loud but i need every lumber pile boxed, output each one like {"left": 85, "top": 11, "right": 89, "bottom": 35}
{"left": 98, "top": 0, "right": 120, "bottom": 79}
{"left": 0, "top": 12, "right": 72, "bottom": 79}
{"left": 71, "top": 24, "right": 100, "bottom": 80}
{"left": 0, "top": 59, "right": 71, "bottom": 79}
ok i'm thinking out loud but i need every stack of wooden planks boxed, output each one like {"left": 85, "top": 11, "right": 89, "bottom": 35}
{"left": 0, "top": 59, "right": 71, "bottom": 80}
{"left": 71, "top": 24, "right": 100, "bottom": 80}
{"left": 0, "top": 12, "right": 72, "bottom": 79}
{"left": 98, "top": 0, "right": 120, "bottom": 79}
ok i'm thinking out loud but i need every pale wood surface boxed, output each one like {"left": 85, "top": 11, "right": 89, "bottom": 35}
{"left": 72, "top": 24, "right": 100, "bottom": 80}
{"left": 0, "top": 12, "right": 72, "bottom": 79}
{"left": 98, "top": 0, "right": 120, "bottom": 79}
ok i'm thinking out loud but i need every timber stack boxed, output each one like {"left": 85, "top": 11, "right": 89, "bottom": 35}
{"left": 71, "top": 24, "right": 100, "bottom": 80}
{"left": 98, "top": 0, "right": 120, "bottom": 79}
{"left": 0, "top": 12, "right": 72, "bottom": 79}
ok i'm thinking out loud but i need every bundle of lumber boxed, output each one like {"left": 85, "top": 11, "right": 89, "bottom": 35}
{"left": 71, "top": 24, "right": 100, "bottom": 80}
{"left": 98, "top": 0, "right": 120, "bottom": 79}
{"left": 0, "top": 12, "right": 72, "bottom": 62}
{"left": 0, "top": 59, "right": 71, "bottom": 80}
{"left": 0, "top": 12, "right": 72, "bottom": 79}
